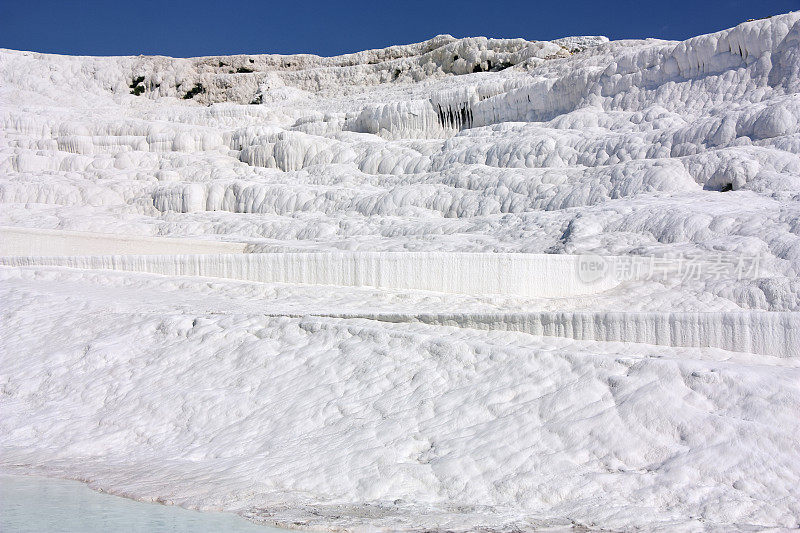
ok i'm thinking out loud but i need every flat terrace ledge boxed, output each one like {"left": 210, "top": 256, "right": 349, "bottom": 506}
{"left": 2, "top": 250, "right": 797, "bottom": 358}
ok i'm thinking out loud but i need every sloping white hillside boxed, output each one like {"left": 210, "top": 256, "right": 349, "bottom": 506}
{"left": 2, "top": 267, "right": 799, "bottom": 531}
{"left": 1, "top": 11, "right": 800, "bottom": 531}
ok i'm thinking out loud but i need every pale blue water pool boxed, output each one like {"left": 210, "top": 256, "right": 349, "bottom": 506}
{"left": 0, "top": 474, "right": 288, "bottom": 533}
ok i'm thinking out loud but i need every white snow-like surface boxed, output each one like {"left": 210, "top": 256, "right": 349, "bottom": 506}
{"left": 0, "top": 226, "right": 247, "bottom": 255}
{"left": 3, "top": 252, "right": 797, "bottom": 356}
{"left": 1, "top": 268, "right": 799, "bottom": 531}
{"left": 0, "top": 251, "right": 624, "bottom": 297}
{"left": 2, "top": 11, "right": 800, "bottom": 531}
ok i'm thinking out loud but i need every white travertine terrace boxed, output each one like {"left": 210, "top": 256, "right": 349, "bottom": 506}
{"left": 2, "top": 12, "right": 800, "bottom": 532}
{"left": 0, "top": 226, "right": 247, "bottom": 255}
{"left": 0, "top": 251, "right": 623, "bottom": 297}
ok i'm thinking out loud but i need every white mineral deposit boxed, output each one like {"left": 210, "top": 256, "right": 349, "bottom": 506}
{"left": 1, "top": 11, "right": 799, "bottom": 531}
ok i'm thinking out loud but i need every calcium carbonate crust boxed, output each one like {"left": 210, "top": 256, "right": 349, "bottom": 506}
{"left": 2, "top": 11, "right": 800, "bottom": 532}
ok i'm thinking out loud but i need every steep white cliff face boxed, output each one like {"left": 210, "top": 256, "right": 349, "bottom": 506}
{"left": 2, "top": 11, "right": 800, "bottom": 532}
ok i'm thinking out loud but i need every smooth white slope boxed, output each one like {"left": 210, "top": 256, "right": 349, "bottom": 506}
{"left": 1, "top": 270, "right": 799, "bottom": 531}
{"left": 0, "top": 226, "right": 247, "bottom": 255}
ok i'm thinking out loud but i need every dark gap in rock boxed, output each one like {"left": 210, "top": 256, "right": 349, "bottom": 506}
{"left": 183, "top": 83, "right": 206, "bottom": 100}
{"left": 129, "top": 76, "right": 145, "bottom": 95}
{"left": 435, "top": 102, "right": 473, "bottom": 129}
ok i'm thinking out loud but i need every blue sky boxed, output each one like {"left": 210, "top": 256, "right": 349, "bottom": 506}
{"left": 1, "top": 0, "right": 798, "bottom": 57}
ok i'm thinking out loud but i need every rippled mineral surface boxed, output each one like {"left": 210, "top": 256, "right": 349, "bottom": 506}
{"left": 1, "top": 12, "right": 800, "bottom": 531}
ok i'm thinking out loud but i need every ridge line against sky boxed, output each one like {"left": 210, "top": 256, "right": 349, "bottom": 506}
{"left": 1, "top": 0, "right": 798, "bottom": 58}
